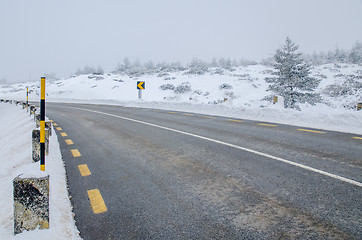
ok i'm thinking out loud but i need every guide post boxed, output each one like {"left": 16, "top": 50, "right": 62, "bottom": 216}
{"left": 40, "top": 77, "right": 46, "bottom": 171}
{"left": 137, "top": 81, "right": 145, "bottom": 100}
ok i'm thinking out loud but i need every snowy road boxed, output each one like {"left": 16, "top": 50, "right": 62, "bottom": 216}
{"left": 46, "top": 102, "right": 362, "bottom": 239}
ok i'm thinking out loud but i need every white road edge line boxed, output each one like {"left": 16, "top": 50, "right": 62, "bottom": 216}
{"left": 70, "top": 106, "right": 362, "bottom": 187}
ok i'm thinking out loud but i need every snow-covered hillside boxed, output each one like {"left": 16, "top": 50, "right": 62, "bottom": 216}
{"left": 1, "top": 63, "right": 361, "bottom": 134}
{"left": 2, "top": 64, "right": 361, "bottom": 108}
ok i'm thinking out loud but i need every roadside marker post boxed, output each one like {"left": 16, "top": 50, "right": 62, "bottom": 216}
{"left": 26, "top": 87, "right": 29, "bottom": 112}
{"left": 15, "top": 78, "right": 50, "bottom": 234}
{"left": 357, "top": 102, "right": 362, "bottom": 111}
{"left": 40, "top": 77, "right": 46, "bottom": 171}
{"left": 273, "top": 96, "right": 278, "bottom": 104}
{"left": 13, "top": 176, "right": 50, "bottom": 234}
{"left": 137, "top": 81, "right": 145, "bottom": 100}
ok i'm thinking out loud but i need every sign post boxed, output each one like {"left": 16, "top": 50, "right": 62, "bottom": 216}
{"left": 26, "top": 87, "right": 29, "bottom": 112}
{"left": 137, "top": 81, "right": 145, "bottom": 100}
{"left": 40, "top": 77, "right": 46, "bottom": 171}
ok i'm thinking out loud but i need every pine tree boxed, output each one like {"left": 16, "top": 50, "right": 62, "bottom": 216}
{"left": 96, "top": 65, "right": 104, "bottom": 74}
{"left": 349, "top": 41, "right": 362, "bottom": 64}
{"left": 266, "top": 37, "right": 321, "bottom": 110}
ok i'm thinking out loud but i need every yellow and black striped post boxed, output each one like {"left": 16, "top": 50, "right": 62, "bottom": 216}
{"left": 40, "top": 77, "right": 46, "bottom": 171}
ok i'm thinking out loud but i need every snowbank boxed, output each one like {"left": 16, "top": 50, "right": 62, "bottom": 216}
{"left": 0, "top": 103, "right": 80, "bottom": 239}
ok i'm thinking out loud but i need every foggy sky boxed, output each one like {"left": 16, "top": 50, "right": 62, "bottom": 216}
{"left": 1, "top": 0, "right": 362, "bottom": 83}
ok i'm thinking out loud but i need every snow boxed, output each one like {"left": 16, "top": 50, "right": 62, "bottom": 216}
{"left": 0, "top": 103, "right": 81, "bottom": 239}
{"left": 1, "top": 63, "right": 360, "bottom": 134}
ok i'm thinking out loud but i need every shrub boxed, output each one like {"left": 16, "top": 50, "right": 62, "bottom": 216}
{"left": 219, "top": 83, "right": 233, "bottom": 90}
{"left": 174, "top": 82, "right": 191, "bottom": 94}
{"left": 159, "top": 84, "right": 175, "bottom": 90}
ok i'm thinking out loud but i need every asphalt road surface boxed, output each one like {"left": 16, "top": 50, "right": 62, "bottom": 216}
{"left": 45, "top": 102, "right": 362, "bottom": 239}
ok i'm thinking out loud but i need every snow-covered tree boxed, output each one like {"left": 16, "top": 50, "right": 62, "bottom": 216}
{"left": 210, "top": 58, "right": 218, "bottom": 67}
{"left": 349, "top": 41, "right": 362, "bottom": 64}
{"left": 96, "top": 65, "right": 104, "bottom": 74}
{"left": 43, "top": 73, "right": 58, "bottom": 80}
{"left": 185, "top": 58, "right": 208, "bottom": 75}
{"left": 266, "top": 37, "right": 321, "bottom": 110}
{"left": 123, "top": 57, "right": 131, "bottom": 69}
{"left": 0, "top": 77, "right": 7, "bottom": 84}
{"left": 144, "top": 60, "right": 154, "bottom": 70}
{"left": 334, "top": 47, "right": 348, "bottom": 63}
{"left": 75, "top": 65, "right": 96, "bottom": 75}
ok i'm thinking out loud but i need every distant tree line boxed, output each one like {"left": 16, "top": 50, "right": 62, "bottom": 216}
{"left": 75, "top": 65, "right": 104, "bottom": 76}
{"left": 111, "top": 57, "right": 259, "bottom": 77}
{"left": 72, "top": 41, "right": 361, "bottom": 80}
{"left": 304, "top": 41, "right": 362, "bottom": 65}
{"left": 108, "top": 42, "right": 361, "bottom": 78}
{"left": 0, "top": 78, "right": 7, "bottom": 84}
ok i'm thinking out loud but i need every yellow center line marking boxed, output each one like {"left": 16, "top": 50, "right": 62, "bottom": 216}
{"left": 298, "top": 128, "right": 325, "bottom": 134}
{"left": 258, "top": 123, "right": 278, "bottom": 127}
{"left": 202, "top": 116, "right": 215, "bottom": 119}
{"left": 168, "top": 112, "right": 177, "bottom": 114}
{"left": 153, "top": 110, "right": 160, "bottom": 112}
{"left": 71, "top": 149, "right": 81, "bottom": 157}
{"left": 60, "top": 132, "right": 68, "bottom": 137}
{"left": 87, "top": 189, "right": 107, "bottom": 214}
{"left": 56, "top": 127, "right": 62, "bottom": 131}
{"left": 49, "top": 120, "right": 54, "bottom": 122}
{"left": 53, "top": 123, "right": 58, "bottom": 126}
{"left": 78, "top": 164, "right": 91, "bottom": 176}
{"left": 65, "top": 139, "right": 73, "bottom": 145}
{"left": 228, "top": 119, "right": 243, "bottom": 123}
{"left": 352, "top": 137, "right": 362, "bottom": 140}
{"left": 183, "top": 113, "right": 194, "bottom": 116}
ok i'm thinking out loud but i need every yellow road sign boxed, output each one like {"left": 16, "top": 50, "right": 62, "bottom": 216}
{"left": 137, "top": 81, "right": 145, "bottom": 90}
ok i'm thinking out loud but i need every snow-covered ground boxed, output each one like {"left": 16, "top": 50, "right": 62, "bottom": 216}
{"left": 0, "top": 103, "right": 80, "bottom": 239}
{"left": 1, "top": 63, "right": 361, "bottom": 134}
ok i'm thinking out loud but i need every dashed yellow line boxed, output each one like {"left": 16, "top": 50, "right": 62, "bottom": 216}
{"left": 71, "top": 149, "right": 81, "bottom": 157}
{"left": 78, "top": 164, "right": 91, "bottom": 176}
{"left": 258, "top": 123, "right": 278, "bottom": 127}
{"left": 202, "top": 116, "right": 214, "bottom": 119}
{"left": 87, "top": 189, "right": 107, "bottom": 214}
{"left": 352, "top": 136, "right": 362, "bottom": 140}
{"left": 298, "top": 128, "right": 325, "bottom": 134}
{"left": 65, "top": 139, "right": 73, "bottom": 145}
{"left": 228, "top": 119, "right": 243, "bottom": 123}
{"left": 52, "top": 123, "right": 57, "bottom": 126}
{"left": 60, "top": 132, "right": 68, "bottom": 137}
{"left": 168, "top": 112, "right": 177, "bottom": 114}
{"left": 56, "top": 127, "right": 62, "bottom": 131}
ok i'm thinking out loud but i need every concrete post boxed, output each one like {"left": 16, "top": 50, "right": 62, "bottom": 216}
{"left": 32, "top": 129, "right": 49, "bottom": 162}
{"left": 13, "top": 176, "right": 49, "bottom": 235}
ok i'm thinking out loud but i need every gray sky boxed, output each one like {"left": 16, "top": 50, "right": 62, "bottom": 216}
{"left": 1, "top": 0, "right": 361, "bottom": 83}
